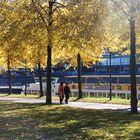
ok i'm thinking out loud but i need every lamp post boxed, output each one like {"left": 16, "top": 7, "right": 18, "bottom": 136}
{"left": 109, "top": 51, "right": 112, "bottom": 100}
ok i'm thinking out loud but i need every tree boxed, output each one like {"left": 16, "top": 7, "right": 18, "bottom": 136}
{"left": 55, "top": 0, "right": 108, "bottom": 98}
{"left": 31, "top": 0, "right": 66, "bottom": 104}
{"left": 109, "top": 0, "right": 140, "bottom": 113}
{"left": 19, "top": 22, "right": 48, "bottom": 97}
{"left": 0, "top": 0, "right": 30, "bottom": 94}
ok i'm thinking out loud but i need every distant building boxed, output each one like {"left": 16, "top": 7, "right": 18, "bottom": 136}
{"left": 94, "top": 52, "right": 140, "bottom": 75}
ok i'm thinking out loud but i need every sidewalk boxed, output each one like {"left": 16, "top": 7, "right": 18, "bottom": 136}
{"left": 0, "top": 97, "right": 131, "bottom": 111}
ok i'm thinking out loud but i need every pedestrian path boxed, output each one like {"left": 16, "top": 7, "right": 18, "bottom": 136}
{"left": 0, "top": 97, "right": 131, "bottom": 111}
{"left": 63, "top": 102, "right": 130, "bottom": 110}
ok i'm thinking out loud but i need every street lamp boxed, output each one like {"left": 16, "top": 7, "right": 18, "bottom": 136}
{"left": 109, "top": 51, "right": 112, "bottom": 101}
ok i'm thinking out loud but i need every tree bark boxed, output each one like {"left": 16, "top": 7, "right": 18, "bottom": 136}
{"left": 46, "top": 45, "right": 52, "bottom": 104}
{"left": 46, "top": 1, "right": 53, "bottom": 104}
{"left": 7, "top": 58, "right": 12, "bottom": 95}
{"left": 24, "top": 61, "right": 27, "bottom": 96}
{"left": 24, "top": 81, "right": 27, "bottom": 96}
{"left": 77, "top": 53, "right": 83, "bottom": 99}
{"left": 130, "top": 6, "right": 138, "bottom": 113}
{"left": 38, "top": 61, "right": 43, "bottom": 97}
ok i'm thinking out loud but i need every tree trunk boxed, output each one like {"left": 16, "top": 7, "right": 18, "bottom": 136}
{"left": 77, "top": 53, "right": 83, "bottom": 99}
{"left": 24, "top": 62, "right": 27, "bottom": 96}
{"left": 38, "top": 61, "right": 43, "bottom": 97}
{"left": 7, "top": 58, "right": 12, "bottom": 95}
{"left": 24, "top": 83, "right": 27, "bottom": 96}
{"left": 46, "top": 45, "right": 52, "bottom": 104}
{"left": 46, "top": 1, "right": 53, "bottom": 104}
{"left": 130, "top": 6, "right": 138, "bottom": 113}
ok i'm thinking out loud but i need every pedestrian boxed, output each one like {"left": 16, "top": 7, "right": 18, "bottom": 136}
{"left": 58, "top": 82, "right": 64, "bottom": 104}
{"left": 64, "top": 83, "right": 71, "bottom": 104}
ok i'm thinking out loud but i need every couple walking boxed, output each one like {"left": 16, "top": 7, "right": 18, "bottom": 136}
{"left": 58, "top": 82, "right": 71, "bottom": 104}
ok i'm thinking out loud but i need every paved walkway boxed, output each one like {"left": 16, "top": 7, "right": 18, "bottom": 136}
{"left": 0, "top": 97, "right": 132, "bottom": 111}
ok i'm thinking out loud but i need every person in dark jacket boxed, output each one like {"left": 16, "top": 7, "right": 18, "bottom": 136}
{"left": 64, "top": 83, "right": 71, "bottom": 104}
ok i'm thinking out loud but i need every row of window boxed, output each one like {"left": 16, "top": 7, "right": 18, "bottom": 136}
{"left": 101, "top": 57, "right": 130, "bottom": 66}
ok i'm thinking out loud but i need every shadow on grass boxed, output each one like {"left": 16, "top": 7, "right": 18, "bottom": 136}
{"left": 0, "top": 101, "right": 140, "bottom": 139}
{"left": 35, "top": 95, "right": 44, "bottom": 99}
{"left": 0, "top": 101, "right": 64, "bottom": 113}
{"left": 0, "top": 94, "right": 10, "bottom": 97}
{"left": 73, "top": 97, "right": 82, "bottom": 102}
{"left": 103, "top": 99, "right": 112, "bottom": 104}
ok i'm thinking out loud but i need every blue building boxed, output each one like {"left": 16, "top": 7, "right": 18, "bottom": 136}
{"left": 94, "top": 52, "right": 140, "bottom": 75}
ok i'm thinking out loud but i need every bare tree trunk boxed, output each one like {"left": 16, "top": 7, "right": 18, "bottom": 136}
{"left": 24, "top": 61, "right": 27, "bottom": 96}
{"left": 46, "top": 45, "right": 52, "bottom": 104}
{"left": 7, "top": 58, "right": 12, "bottom": 95}
{"left": 46, "top": 1, "right": 53, "bottom": 104}
{"left": 77, "top": 53, "right": 83, "bottom": 99}
{"left": 130, "top": 6, "right": 138, "bottom": 113}
{"left": 38, "top": 61, "right": 43, "bottom": 97}
{"left": 24, "top": 81, "right": 27, "bottom": 96}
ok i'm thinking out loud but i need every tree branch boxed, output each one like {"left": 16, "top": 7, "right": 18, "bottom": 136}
{"left": 111, "top": 0, "right": 130, "bottom": 21}
{"left": 31, "top": 0, "right": 48, "bottom": 29}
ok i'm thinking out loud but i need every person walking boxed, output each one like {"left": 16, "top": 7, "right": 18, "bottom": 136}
{"left": 64, "top": 83, "right": 71, "bottom": 104}
{"left": 58, "top": 82, "right": 64, "bottom": 104}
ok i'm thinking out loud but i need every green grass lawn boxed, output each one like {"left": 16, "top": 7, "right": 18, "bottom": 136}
{"left": 0, "top": 93, "right": 39, "bottom": 99}
{"left": 0, "top": 101, "right": 140, "bottom": 140}
{"left": 0, "top": 93, "right": 134, "bottom": 105}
